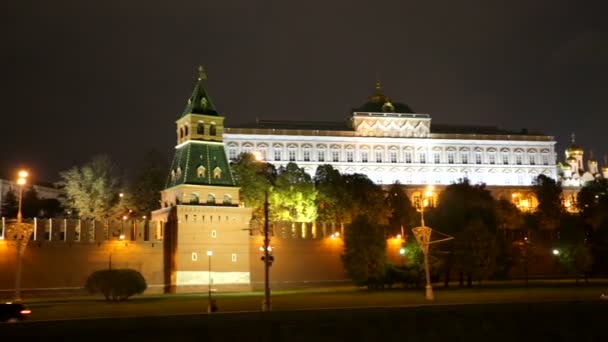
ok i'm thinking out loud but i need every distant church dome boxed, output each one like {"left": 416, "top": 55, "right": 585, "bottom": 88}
{"left": 565, "top": 133, "right": 583, "bottom": 156}
{"left": 354, "top": 82, "right": 414, "bottom": 113}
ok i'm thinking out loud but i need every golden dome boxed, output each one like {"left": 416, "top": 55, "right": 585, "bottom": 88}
{"left": 566, "top": 133, "right": 584, "bottom": 155}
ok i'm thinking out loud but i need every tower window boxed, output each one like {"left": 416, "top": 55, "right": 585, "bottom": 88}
{"left": 210, "top": 124, "right": 217, "bottom": 136}
{"left": 184, "top": 125, "right": 189, "bottom": 136}
{"left": 211, "top": 230, "right": 217, "bottom": 238}
{"left": 197, "top": 123, "right": 204, "bottom": 135}
{"left": 207, "top": 194, "right": 216, "bottom": 204}
{"left": 223, "top": 194, "right": 232, "bottom": 205}
{"left": 179, "top": 127, "right": 184, "bottom": 139}
{"left": 197, "top": 165, "right": 206, "bottom": 177}
{"left": 231, "top": 253, "right": 237, "bottom": 262}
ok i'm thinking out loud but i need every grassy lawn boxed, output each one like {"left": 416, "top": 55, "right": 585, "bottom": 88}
{"left": 18, "top": 280, "right": 608, "bottom": 321}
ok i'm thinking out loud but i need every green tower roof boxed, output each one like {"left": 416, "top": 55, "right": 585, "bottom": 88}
{"left": 181, "top": 66, "right": 218, "bottom": 117}
{"left": 166, "top": 142, "right": 236, "bottom": 188}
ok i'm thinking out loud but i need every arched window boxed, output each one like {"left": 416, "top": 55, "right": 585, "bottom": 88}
{"left": 197, "top": 123, "right": 204, "bottom": 135}
{"left": 184, "top": 125, "right": 189, "bottom": 136}
{"left": 210, "top": 124, "right": 217, "bottom": 136}
{"left": 207, "top": 194, "right": 216, "bottom": 204}
{"left": 223, "top": 194, "right": 232, "bottom": 205}
{"left": 179, "top": 127, "right": 184, "bottom": 139}
{"left": 190, "top": 193, "right": 199, "bottom": 204}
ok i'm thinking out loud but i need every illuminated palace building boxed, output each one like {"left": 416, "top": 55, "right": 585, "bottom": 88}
{"left": 224, "top": 83, "right": 564, "bottom": 210}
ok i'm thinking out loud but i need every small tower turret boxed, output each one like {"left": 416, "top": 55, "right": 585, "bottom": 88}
{"left": 565, "top": 133, "right": 584, "bottom": 172}
{"left": 588, "top": 150, "right": 598, "bottom": 175}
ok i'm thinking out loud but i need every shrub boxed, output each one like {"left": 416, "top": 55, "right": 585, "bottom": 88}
{"left": 85, "top": 269, "right": 147, "bottom": 301}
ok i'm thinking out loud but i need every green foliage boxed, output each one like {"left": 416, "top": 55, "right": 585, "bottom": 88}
{"left": 128, "top": 149, "right": 169, "bottom": 217}
{"left": 314, "top": 164, "right": 347, "bottom": 223}
{"left": 270, "top": 163, "right": 317, "bottom": 223}
{"left": 532, "top": 174, "right": 563, "bottom": 231}
{"left": 341, "top": 215, "right": 386, "bottom": 289}
{"left": 386, "top": 182, "right": 417, "bottom": 237}
{"left": 85, "top": 269, "right": 147, "bottom": 301}
{"left": 230, "top": 152, "right": 275, "bottom": 221}
{"left": 57, "top": 155, "right": 123, "bottom": 221}
{"left": 430, "top": 179, "right": 498, "bottom": 284}
{"left": 341, "top": 173, "right": 389, "bottom": 225}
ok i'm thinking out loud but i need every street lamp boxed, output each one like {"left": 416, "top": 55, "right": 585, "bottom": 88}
{"left": 399, "top": 247, "right": 406, "bottom": 266}
{"left": 16, "top": 170, "right": 28, "bottom": 223}
{"left": 8, "top": 169, "right": 34, "bottom": 302}
{"left": 412, "top": 185, "right": 453, "bottom": 301}
{"left": 253, "top": 152, "right": 272, "bottom": 312}
{"left": 206, "top": 250, "right": 216, "bottom": 313}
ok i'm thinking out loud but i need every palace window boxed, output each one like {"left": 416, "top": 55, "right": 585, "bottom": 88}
{"left": 288, "top": 149, "right": 296, "bottom": 161}
{"left": 475, "top": 152, "right": 482, "bottom": 164}
{"left": 361, "top": 151, "right": 369, "bottom": 163}
{"left": 346, "top": 151, "right": 354, "bottom": 162}
{"left": 461, "top": 154, "right": 468, "bottom": 164}
{"left": 516, "top": 154, "right": 522, "bottom": 165}
{"left": 447, "top": 152, "right": 455, "bottom": 164}
{"left": 405, "top": 151, "right": 412, "bottom": 163}
{"left": 375, "top": 151, "right": 383, "bottom": 163}
{"left": 502, "top": 154, "right": 509, "bottom": 165}
{"left": 434, "top": 152, "right": 441, "bottom": 164}
{"left": 529, "top": 155, "right": 536, "bottom": 165}
{"left": 332, "top": 150, "right": 340, "bottom": 162}
{"left": 542, "top": 154, "right": 549, "bottom": 165}
{"left": 303, "top": 150, "right": 311, "bottom": 161}
{"left": 489, "top": 154, "right": 496, "bottom": 165}
{"left": 419, "top": 153, "right": 426, "bottom": 164}
{"left": 318, "top": 149, "right": 326, "bottom": 162}
{"left": 274, "top": 148, "right": 282, "bottom": 161}
{"left": 390, "top": 151, "right": 397, "bottom": 163}
{"left": 228, "top": 148, "right": 237, "bottom": 160}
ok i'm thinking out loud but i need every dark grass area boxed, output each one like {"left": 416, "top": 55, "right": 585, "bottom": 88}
{"left": 1, "top": 301, "right": 607, "bottom": 341}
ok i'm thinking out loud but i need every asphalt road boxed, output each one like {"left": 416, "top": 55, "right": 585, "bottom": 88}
{"left": 1, "top": 300, "right": 607, "bottom": 341}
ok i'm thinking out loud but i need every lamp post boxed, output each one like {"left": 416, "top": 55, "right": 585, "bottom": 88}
{"left": 206, "top": 250, "right": 214, "bottom": 313}
{"left": 262, "top": 189, "right": 271, "bottom": 311}
{"left": 253, "top": 152, "right": 272, "bottom": 312}
{"left": 399, "top": 247, "right": 406, "bottom": 266}
{"left": 413, "top": 186, "right": 435, "bottom": 301}
{"left": 9, "top": 170, "right": 33, "bottom": 302}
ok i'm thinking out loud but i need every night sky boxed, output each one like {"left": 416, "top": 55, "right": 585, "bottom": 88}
{"left": 2, "top": 0, "right": 607, "bottom": 183}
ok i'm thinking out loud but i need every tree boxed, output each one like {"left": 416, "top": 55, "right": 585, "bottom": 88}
{"left": 1, "top": 189, "right": 18, "bottom": 218}
{"left": 341, "top": 215, "right": 386, "bottom": 289}
{"left": 430, "top": 179, "right": 498, "bottom": 286}
{"left": 57, "top": 155, "right": 123, "bottom": 222}
{"left": 230, "top": 152, "right": 276, "bottom": 221}
{"left": 532, "top": 174, "right": 563, "bottom": 233}
{"left": 341, "top": 173, "right": 389, "bottom": 225}
{"left": 386, "top": 182, "right": 417, "bottom": 238}
{"left": 576, "top": 179, "right": 608, "bottom": 275}
{"left": 128, "top": 149, "right": 169, "bottom": 217}
{"left": 269, "top": 162, "right": 317, "bottom": 225}
{"left": 314, "top": 164, "right": 346, "bottom": 224}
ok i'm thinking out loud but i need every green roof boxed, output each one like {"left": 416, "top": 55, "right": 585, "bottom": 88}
{"left": 181, "top": 66, "right": 218, "bottom": 117}
{"left": 353, "top": 82, "right": 414, "bottom": 114}
{"left": 166, "top": 142, "right": 236, "bottom": 188}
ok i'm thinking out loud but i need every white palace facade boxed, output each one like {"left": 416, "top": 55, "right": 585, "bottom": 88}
{"left": 224, "top": 83, "right": 557, "bottom": 187}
